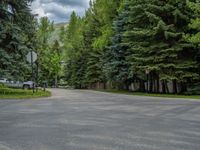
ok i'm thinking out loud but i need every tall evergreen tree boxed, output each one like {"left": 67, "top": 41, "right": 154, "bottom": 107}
{"left": 36, "top": 17, "right": 55, "bottom": 84}
{"left": 123, "top": 0, "right": 198, "bottom": 93}
{"left": 0, "top": 0, "right": 36, "bottom": 80}
{"left": 185, "top": 0, "right": 200, "bottom": 91}
{"left": 84, "top": 0, "right": 122, "bottom": 87}
{"left": 59, "top": 0, "right": 200, "bottom": 94}
{"left": 63, "top": 12, "right": 87, "bottom": 88}
{"left": 103, "top": 1, "right": 131, "bottom": 90}
{"left": 186, "top": 0, "right": 200, "bottom": 44}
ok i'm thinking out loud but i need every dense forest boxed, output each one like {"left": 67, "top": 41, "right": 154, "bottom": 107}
{"left": 0, "top": 0, "right": 62, "bottom": 86}
{"left": 0, "top": 0, "right": 200, "bottom": 94}
{"left": 61, "top": 0, "right": 200, "bottom": 94}
{"left": 0, "top": 0, "right": 36, "bottom": 80}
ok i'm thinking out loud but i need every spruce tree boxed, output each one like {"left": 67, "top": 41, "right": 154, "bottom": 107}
{"left": 186, "top": 0, "right": 200, "bottom": 44}
{"left": 184, "top": 0, "right": 200, "bottom": 93}
{"left": 123, "top": 0, "right": 198, "bottom": 93}
{"left": 103, "top": 3, "right": 130, "bottom": 90}
{"left": 0, "top": 0, "right": 36, "bottom": 80}
{"left": 84, "top": 0, "right": 121, "bottom": 88}
{"left": 63, "top": 12, "right": 87, "bottom": 88}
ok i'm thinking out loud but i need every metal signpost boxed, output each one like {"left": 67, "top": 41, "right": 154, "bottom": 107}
{"left": 26, "top": 51, "right": 37, "bottom": 93}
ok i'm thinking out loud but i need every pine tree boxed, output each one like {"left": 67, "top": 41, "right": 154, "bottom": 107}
{"left": 103, "top": 2, "right": 131, "bottom": 90}
{"left": 63, "top": 12, "right": 87, "bottom": 88}
{"left": 84, "top": 0, "right": 121, "bottom": 88}
{"left": 36, "top": 17, "right": 55, "bottom": 84}
{"left": 123, "top": 0, "right": 198, "bottom": 93}
{"left": 0, "top": 0, "right": 36, "bottom": 80}
{"left": 186, "top": 0, "right": 200, "bottom": 44}
{"left": 185, "top": 0, "right": 200, "bottom": 66}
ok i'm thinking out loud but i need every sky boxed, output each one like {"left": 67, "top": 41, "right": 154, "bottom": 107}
{"left": 31, "top": 0, "right": 90, "bottom": 23}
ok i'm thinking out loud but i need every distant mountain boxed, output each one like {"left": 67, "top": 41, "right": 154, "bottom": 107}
{"left": 54, "top": 22, "right": 68, "bottom": 28}
{"left": 48, "top": 22, "right": 68, "bottom": 45}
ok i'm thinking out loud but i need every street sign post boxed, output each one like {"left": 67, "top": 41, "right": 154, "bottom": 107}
{"left": 26, "top": 51, "right": 37, "bottom": 63}
{"left": 26, "top": 51, "right": 37, "bottom": 93}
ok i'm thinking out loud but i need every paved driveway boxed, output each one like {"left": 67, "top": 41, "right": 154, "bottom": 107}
{"left": 0, "top": 89, "right": 200, "bottom": 150}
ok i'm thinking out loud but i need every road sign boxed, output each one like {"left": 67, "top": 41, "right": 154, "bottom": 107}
{"left": 26, "top": 51, "right": 37, "bottom": 63}
{"left": 26, "top": 51, "right": 37, "bottom": 93}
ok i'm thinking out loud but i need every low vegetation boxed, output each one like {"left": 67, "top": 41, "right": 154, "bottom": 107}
{"left": 61, "top": 0, "right": 200, "bottom": 94}
{"left": 95, "top": 89, "right": 200, "bottom": 100}
{"left": 0, "top": 84, "right": 51, "bottom": 99}
{"left": 1, "top": 0, "right": 200, "bottom": 96}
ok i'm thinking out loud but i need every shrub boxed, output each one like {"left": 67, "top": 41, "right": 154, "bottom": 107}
{"left": 0, "top": 88, "right": 31, "bottom": 95}
{"left": 0, "top": 83, "right": 7, "bottom": 89}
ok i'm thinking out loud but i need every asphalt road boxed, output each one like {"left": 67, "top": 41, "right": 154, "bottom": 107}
{"left": 0, "top": 89, "right": 200, "bottom": 150}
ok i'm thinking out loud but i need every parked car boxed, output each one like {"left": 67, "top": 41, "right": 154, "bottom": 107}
{"left": 0, "top": 78, "right": 8, "bottom": 84}
{"left": 6, "top": 81, "right": 23, "bottom": 88}
{"left": 23, "top": 81, "right": 34, "bottom": 89}
{"left": 0, "top": 78, "right": 34, "bottom": 89}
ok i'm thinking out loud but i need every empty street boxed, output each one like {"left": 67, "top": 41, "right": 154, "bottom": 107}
{"left": 0, "top": 89, "right": 200, "bottom": 150}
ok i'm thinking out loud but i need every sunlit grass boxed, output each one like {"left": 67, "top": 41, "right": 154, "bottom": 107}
{"left": 95, "top": 89, "right": 200, "bottom": 100}
{"left": 0, "top": 88, "right": 51, "bottom": 99}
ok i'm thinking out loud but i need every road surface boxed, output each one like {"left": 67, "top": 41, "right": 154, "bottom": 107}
{"left": 0, "top": 89, "right": 200, "bottom": 150}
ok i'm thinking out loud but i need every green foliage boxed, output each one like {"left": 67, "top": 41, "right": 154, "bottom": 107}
{"left": 0, "top": 0, "right": 36, "bottom": 80}
{"left": 0, "top": 88, "right": 32, "bottom": 95}
{"left": 61, "top": 12, "right": 87, "bottom": 88}
{"left": 2, "top": 0, "right": 198, "bottom": 94}
{"left": 118, "top": 0, "right": 198, "bottom": 93}
{"left": 36, "top": 17, "right": 62, "bottom": 86}
{"left": 84, "top": 0, "right": 121, "bottom": 86}
{"left": 185, "top": 0, "right": 200, "bottom": 44}
{"left": 0, "top": 88, "right": 51, "bottom": 99}
{"left": 0, "top": 83, "right": 7, "bottom": 88}
{"left": 95, "top": 89, "right": 200, "bottom": 99}
{"left": 61, "top": 0, "right": 122, "bottom": 88}
{"left": 103, "top": 7, "right": 130, "bottom": 89}
{"left": 60, "top": 0, "right": 200, "bottom": 93}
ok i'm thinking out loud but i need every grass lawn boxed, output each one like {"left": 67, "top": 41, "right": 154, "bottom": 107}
{"left": 0, "top": 88, "right": 51, "bottom": 99}
{"left": 95, "top": 89, "right": 200, "bottom": 100}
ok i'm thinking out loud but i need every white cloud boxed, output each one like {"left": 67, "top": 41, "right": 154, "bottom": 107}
{"left": 31, "top": 0, "right": 90, "bottom": 23}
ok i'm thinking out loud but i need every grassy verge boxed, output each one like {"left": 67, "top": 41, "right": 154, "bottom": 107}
{"left": 0, "top": 88, "right": 51, "bottom": 99}
{"left": 95, "top": 89, "right": 200, "bottom": 99}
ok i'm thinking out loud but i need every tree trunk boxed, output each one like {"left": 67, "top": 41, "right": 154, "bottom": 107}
{"left": 124, "top": 79, "right": 130, "bottom": 91}
{"left": 117, "top": 82, "right": 122, "bottom": 90}
{"left": 125, "top": 83, "right": 129, "bottom": 91}
{"left": 180, "top": 82, "right": 187, "bottom": 93}
{"left": 103, "top": 82, "right": 106, "bottom": 89}
{"left": 162, "top": 81, "right": 166, "bottom": 94}
{"left": 149, "top": 74, "right": 153, "bottom": 93}
{"left": 139, "top": 80, "right": 145, "bottom": 92}
{"left": 165, "top": 81, "right": 169, "bottom": 94}
{"left": 156, "top": 75, "right": 160, "bottom": 93}
{"left": 55, "top": 75, "right": 58, "bottom": 88}
{"left": 172, "top": 80, "right": 177, "bottom": 94}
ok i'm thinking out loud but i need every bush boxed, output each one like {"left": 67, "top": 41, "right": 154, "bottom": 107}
{"left": 0, "top": 87, "right": 51, "bottom": 99}
{"left": 185, "top": 82, "right": 200, "bottom": 95}
{"left": 0, "top": 88, "right": 31, "bottom": 95}
{"left": 0, "top": 83, "right": 7, "bottom": 89}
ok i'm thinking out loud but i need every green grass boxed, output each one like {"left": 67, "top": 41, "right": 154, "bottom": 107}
{"left": 0, "top": 88, "right": 51, "bottom": 99}
{"left": 95, "top": 89, "right": 200, "bottom": 100}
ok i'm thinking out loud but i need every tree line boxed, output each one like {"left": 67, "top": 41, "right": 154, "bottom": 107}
{"left": 0, "top": 0, "right": 62, "bottom": 86}
{"left": 62, "top": 0, "right": 200, "bottom": 94}
{"left": 0, "top": 0, "right": 200, "bottom": 94}
{"left": 0, "top": 0, "right": 36, "bottom": 81}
